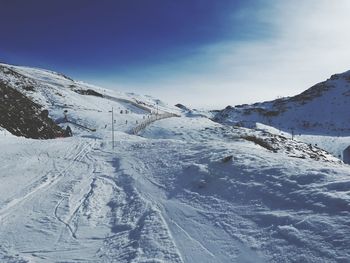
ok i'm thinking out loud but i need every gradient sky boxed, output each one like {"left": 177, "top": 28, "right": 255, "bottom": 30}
{"left": 2, "top": 0, "right": 350, "bottom": 108}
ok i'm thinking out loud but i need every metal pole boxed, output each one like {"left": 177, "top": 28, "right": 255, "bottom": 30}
{"left": 156, "top": 101, "right": 158, "bottom": 117}
{"left": 112, "top": 107, "right": 114, "bottom": 148}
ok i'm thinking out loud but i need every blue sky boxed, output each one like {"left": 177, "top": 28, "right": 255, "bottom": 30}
{"left": 1, "top": 0, "right": 263, "bottom": 66}
{"left": 2, "top": 0, "right": 350, "bottom": 108}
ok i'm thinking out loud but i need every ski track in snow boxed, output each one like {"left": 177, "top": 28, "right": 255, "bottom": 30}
{"left": 2, "top": 121, "right": 350, "bottom": 262}
{"left": 0, "top": 140, "right": 93, "bottom": 222}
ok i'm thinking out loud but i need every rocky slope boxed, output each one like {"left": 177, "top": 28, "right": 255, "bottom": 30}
{"left": 0, "top": 80, "right": 64, "bottom": 139}
{"left": 0, "top": 63, "right": 178, "bottom": 139}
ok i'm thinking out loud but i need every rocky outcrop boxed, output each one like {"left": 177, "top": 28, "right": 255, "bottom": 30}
{"left": 0, "top": 81, "right": 64, "bottom": 139}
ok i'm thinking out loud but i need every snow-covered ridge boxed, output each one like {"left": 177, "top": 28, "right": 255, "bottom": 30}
{"left": 214, "top": 70, "right": 350, "bottom": 135}
{"left": 0, "top": 63, "right": 179, "bottom": 138}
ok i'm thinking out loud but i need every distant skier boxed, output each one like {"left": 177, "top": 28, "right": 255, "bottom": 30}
{"left": 64, "top": 125, "right": 73, "bottom": 137}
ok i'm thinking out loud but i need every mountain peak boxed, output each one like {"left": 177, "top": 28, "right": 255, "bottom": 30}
{"left": 214, "top": 69, "right": 350, "bottom": 136}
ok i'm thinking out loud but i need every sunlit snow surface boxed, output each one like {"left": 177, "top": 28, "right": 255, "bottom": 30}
{"left": 0, "top": 64, "right": 349, "bottom": 262}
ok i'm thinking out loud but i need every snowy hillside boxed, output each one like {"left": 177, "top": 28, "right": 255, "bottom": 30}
{"left": 1, "top": 64, "right": 350, "bottom": 262}
{"left": 0, "top": 63, "right": 179, "bottom": 139}
{"left": 214, "top": 71, "right": 350, "bottom": 135}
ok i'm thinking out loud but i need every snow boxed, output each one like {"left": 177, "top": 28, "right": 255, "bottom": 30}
{"left": 214, "top": 71, "right": 350, "bottom": 165}
{"left": 1, "top": 64, "right": 350, "bottom": 262}
{"left": 215, "top": 71, "right": 350, "bottom": 135}
{"left": 255, "top": 123, "right": 350, "bottom": 161}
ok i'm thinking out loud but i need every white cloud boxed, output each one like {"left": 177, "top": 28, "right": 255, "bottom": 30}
{"left": 111, "top": 0, "right": 350, "bottom": 109}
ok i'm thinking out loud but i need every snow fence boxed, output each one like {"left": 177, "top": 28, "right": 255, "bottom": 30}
{"left": 131, "top": 113, "right": 179, "bottom": 135}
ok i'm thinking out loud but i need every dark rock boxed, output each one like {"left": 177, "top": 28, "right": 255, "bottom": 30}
{"left": 22, "top": 85, "right": 35, "bottom": 91}
{"left": 74, "top": 89, "right": 103, "bottom": 97}
{"left": 175, "top": 103, "right": 190, "bottom": 111}
{"left": 0, "top": 82, "right": 64, "bottom": 139}
{"left": 222, "top": 155, "right": 233, "bottom": 163}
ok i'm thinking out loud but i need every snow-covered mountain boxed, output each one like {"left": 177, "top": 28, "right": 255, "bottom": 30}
{"left": 0, "top": 63, "right": 178, "bottom": 139}
{"left": 214, "top": 70, "right": 350, "bottom": 135}
{"left": 1, "top": 63, "right": 350, "bottom": 263}
{"left": 0, "top": 65, "right": 64, "bottom": 139}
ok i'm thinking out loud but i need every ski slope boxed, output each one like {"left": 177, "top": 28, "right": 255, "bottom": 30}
{"left": 1, "top": 64, "right": 350, "bottom": 262}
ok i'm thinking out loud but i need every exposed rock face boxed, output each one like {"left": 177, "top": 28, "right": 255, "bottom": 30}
{"left": 175, "top": 103, "right": 190, "bottom": 111}
{"left": 73, "top": 88, "right": 103, "bottom": 97}
{"left": 0, "top": 81, "right": 64, "bottom": 139}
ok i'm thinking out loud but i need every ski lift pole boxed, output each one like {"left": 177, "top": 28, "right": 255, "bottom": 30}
{"left": 156, "top": 101, "right": 159, "bottom": 118}
{"left": 109, "top": 107, "right": 115, "bottom": 149}
{"left": 112, "top": 107, "right": 114, "bottom": 148}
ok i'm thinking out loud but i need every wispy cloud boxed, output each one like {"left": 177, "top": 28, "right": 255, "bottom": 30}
{"left": 104, "top": 0, "right": 350, "bottom": 109}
